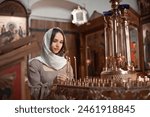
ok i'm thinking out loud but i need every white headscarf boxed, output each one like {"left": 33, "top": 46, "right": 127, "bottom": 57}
{"left": 30, "top": 27, "right": 67, "bottom": 70}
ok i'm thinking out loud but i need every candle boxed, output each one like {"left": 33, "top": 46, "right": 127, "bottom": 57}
{"left": 74, "top": 56, "right": 77, "bottom": 80}
{"left": 67, "top": 57, "right": 70, "bottom": 78}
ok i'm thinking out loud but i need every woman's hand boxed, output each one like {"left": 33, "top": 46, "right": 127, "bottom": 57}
{"left": 54, "top": 74, "right": 68, "bottom": 84}
{"left": 57, "top": 76, "right": 66, "bottom": 82}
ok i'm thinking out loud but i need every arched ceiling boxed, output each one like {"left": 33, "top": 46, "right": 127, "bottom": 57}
{"left": 0, "top": 0, "right": 138, "bottom": 22}
{"left": 30, "top": 0, "right": 81, "bottom": 21}
{"left": 31, "top": 0, "right": 79, "bottom": 11}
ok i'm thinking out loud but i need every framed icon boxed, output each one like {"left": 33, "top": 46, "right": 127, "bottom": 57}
{"left": 142, "top": 23, "right": 150, "bottom": 69}
{"left": 129, "top": 25, "right": 140, "bottom": 70}
{"left": 0, "top": 16, "right": 26, "bottom": 47}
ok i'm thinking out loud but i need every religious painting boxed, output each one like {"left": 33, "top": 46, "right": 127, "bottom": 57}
{"left": 0, "top": 73, "right": 16, "bottom": 99}
{"left": 142, "top": 23, "right": 150, "bottom": 69}
{"left": 0, "top": 63, "right": 22, "bottom": 99}
{"left": 0, "top": 16, "right": 26, "bottom": 47}
{"left": 129, "top": 25, "right": 140, "bottom": 70}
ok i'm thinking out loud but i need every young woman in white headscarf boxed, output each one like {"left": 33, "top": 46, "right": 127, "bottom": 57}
{"left": 28, "top": 27, "right": 74, "bottom": 99}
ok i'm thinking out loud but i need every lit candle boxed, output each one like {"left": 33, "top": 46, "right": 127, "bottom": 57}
{"left": 74, "top": 56, "right": 77, "bottom": 80}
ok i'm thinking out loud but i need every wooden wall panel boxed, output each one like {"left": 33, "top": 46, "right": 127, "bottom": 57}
{"left": 0, "top": 0, "right": 27, "bottom": 17}
{"left": 78, "top": 16, "right": 105, "bottom": 79}
{"left": 128, "top": 8, "right": 140, "bottom": 26}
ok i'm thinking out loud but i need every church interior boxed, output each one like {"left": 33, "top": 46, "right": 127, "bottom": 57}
{"left": 0, "top": 0, "right": 150, "bottom": 100}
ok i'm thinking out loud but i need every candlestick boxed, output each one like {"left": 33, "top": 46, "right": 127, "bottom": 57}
{"left": 74, "top": 56, "right": 77, "bottom": 80}
{"left": 66, "top": 56, "right": 70, "bottom": 78}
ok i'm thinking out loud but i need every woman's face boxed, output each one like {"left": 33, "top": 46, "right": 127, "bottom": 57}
{"left": 50, "top": 32, "right": 64, "bottom": 54}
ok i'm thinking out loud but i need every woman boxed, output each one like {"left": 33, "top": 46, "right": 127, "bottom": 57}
{"left": 28, "top": 27, "right": 74, "bottom": 99}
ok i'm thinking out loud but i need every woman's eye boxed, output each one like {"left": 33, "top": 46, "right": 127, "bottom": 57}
{"left": 60, "top": 41, "right": 63, "bottom": 44}
{"left": 53, "top": 39, "right": 57, "bottom": 42}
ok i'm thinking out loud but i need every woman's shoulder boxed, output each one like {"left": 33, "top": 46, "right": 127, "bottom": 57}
{"left": 30, "top": 59, "right": 41, "bottom": 64}
{"left": 29, "top": 59, "right": 43, "bottom": 68}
